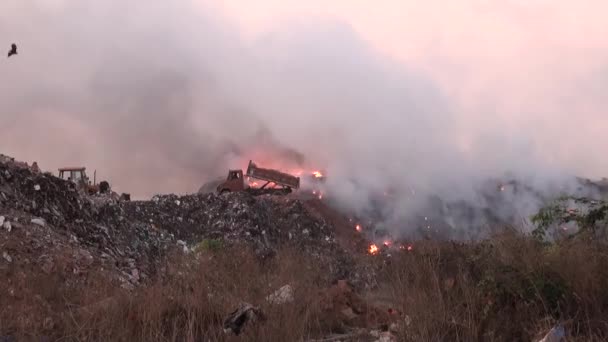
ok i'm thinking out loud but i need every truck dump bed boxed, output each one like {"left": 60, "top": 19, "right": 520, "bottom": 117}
{"left": 246, "top": 160, "right": 300, "bottom": 189}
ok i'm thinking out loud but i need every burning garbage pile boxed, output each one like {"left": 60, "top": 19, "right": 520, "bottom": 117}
{"left": 195, "top": 155, "right": 608, "bottom": 254}
{"left": 121, "top": 192, "right": 338, "bottom": 247}
{"left": 0, "top": 152, "right": 390, "bottom": 339}
{"left": 4, "top": 151, "right": 605, "bottom": 340}
{"left": 334, "top": 174, "right": 608, "bottom": 244}
{"left": 1, "top": 153, "right": 375, "bottom": 290}
{"left": 118, "top": 191, "right": 371, "bottom": 286}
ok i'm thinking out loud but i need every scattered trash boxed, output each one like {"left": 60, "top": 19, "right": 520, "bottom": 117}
{"left": 0, "top": 335, "right": 16, "bottom": 342}
{"left": 266, "top": 284, "right": 294, "bottom": 304}
{"left": 131, "top": 268, "right": 140, "bottom": 281}
{"left": 341, "top": 307, "right": 359, "bottom": 320}
{"left": 305, "top": 329, "right": 367, "bottom": 342}
{"left": 404, "top": 315, "right": 412, "bottom": 327}
{"left": 43, "top": 316, "right": 55, "bottom": 330}
{"left": 374, "top": 331, "right": 397, "bottom": 342}
{"left": 3, "top": 221, "right": 11, "bottom": 232}
{"left": 443, "top": 277, "right": 455, "bottom": 291}
{"left": 3, "top": 252, "right": 12, "bottom": 263}
{"left": 223, "top": 303, "right": 266, "bottom": 336}
{"left": 34, "top": 184, "right": 41, "bottom": 191}
{"left": 77, "top": 297, "right": 120, "bottom": 318}
{"left": 31, "top": 218, "right": 46, "bottom": 227}
{"left": 41, "top": 258, "right": 54, "bottom": 274}
{"left": 177, "top": 240, "right": 189, "bottom": 253}
{"left": 538, "top": 324, "right": 565, "bottom": 342}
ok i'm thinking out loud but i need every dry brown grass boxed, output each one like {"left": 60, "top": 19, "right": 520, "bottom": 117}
{"left": 1, "top": 244, "right": 339, "bottom": 341}
{"left": 2, "top": 233, "right": 608, "bottom": 341}
{"left": 379, "top": 231, "right": 608, "bottom": 341}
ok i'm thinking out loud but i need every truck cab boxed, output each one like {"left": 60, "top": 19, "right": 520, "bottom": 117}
{"left": 58, "top": 167, "right": 91, "bottom": 187}
{"left": 216, "top": 170, "right": 246, "bottom": 193}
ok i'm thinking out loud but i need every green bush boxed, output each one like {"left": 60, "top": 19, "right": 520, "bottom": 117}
{"left": 194, "top": 239, "right": 224, "bottom": 253}
{"left": 531, "top": 196, "right": 608, "bottom": 240}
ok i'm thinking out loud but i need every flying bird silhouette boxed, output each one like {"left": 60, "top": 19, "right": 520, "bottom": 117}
{"left": 7, "top": 44, "right": 17, "bottom": 57}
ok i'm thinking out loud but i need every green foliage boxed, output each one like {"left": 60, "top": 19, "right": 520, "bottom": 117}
{"left": 194, "top": 239, "right": 224, "bottom": 253}
{"left": 531, "top": 196, "right": 608, "bottom": 240}
{"left": 526, "top": 271, "right": 568, "bottom": 315}
{"left": 476, "top": 264, "right": 568, "bottom": 317}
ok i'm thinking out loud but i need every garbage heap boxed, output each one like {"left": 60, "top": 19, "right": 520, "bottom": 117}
{"left": 0, "top": 154, "right": 370, "bottom": 290}
{"left": 119, "top": 192, "right": 364, "bottom": 285}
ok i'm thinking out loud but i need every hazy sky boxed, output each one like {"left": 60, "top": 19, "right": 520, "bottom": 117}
{"left": 1, "top": 0, "right": 607, "bottom": 200}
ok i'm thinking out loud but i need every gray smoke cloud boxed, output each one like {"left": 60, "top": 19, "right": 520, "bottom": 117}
{"left": 1, "top": 0, "right": 605, "bottom": 238}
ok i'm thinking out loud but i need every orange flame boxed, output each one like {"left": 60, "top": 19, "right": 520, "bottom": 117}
{"left": 369, "top": 244, "right": 379, "bottom": 255}
{"left": 312, "top": 171, "right": 323, "bottom": 178}
{"left": 248, "top": 179, "right": 260, "bottom": 188}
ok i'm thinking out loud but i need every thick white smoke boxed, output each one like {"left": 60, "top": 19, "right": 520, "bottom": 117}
{"left": 1, "top": 0, "right": 606, "bottom": 237}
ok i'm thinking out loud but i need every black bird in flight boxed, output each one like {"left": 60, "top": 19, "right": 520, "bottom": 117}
{"left": 8, "top": 44, "right": 17, "bottom": 57}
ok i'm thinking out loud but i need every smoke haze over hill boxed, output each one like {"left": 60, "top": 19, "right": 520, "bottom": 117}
{"left": 1, "top": 0, "right": 607, "bottom": 235}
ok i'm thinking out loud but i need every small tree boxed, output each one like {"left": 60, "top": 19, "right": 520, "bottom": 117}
{"left": 531, "top": 196, "right": 608, "bottom": 240}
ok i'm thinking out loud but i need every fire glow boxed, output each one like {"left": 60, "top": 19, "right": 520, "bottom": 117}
{"left": 355, "top": 224, "right": 362, "bottom": 232}
{"left": 312, "top": 171, "right": 323, "bottom": 178}
{"left": 369, "top": 244, "right": 379, "bottom": 255}
{"left": 399, "top": 244, "right": 413, "bottom": 251}
{"left": 247, "top": 178, "right": 260, "bottom": 188}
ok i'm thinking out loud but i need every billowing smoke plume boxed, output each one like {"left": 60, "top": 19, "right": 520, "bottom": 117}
{"left": 1, "top": 0, "right": 607, "bottom": 237}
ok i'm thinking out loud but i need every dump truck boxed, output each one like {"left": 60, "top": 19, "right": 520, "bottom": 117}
{"left": 216, "top": 160, "right": 300, "bottom": 195}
